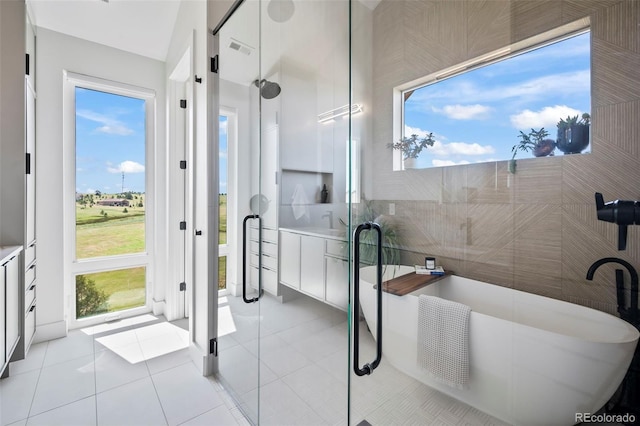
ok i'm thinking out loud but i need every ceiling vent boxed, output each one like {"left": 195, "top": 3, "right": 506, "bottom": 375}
{"left": 229, "top": 38, "right": 253, "bottom": 56}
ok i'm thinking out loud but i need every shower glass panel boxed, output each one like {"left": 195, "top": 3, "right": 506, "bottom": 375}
{"left": 215, "top": 1, "right": 261, "bottom": 423}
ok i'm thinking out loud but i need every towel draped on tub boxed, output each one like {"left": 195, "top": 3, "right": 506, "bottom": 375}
{"left": 417, "top": 294, "right": 471, "bottom": 389}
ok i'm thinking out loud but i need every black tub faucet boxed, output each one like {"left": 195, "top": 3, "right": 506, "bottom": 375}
{"left": 586, "top": 257, "right": 638, "bottom": 323}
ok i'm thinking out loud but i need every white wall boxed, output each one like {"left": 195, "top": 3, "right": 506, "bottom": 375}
{"left": 35, "top": 28, "right": 166, "bottom": 340}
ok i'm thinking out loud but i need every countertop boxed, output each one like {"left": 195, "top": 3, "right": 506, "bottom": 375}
{"left": 279, "top": 227, "right": 347, "bottom": 241}
{"left": 0, "top": 245, "right": 23, "bottom": 264}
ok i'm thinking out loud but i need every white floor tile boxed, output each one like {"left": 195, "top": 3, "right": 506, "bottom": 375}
{"left": 151, "top": 362, "right": 223, "bottom": 426}
{"left": 29, "top": 355, "right": 96, "bottom": 416}
{"left": 96, "top": 377, "right": 166, "bottom": 426}
{"left": 8, "top": 343, "right": 47, "bottom": 376}
{"left": 42, "top": 331, "right": 94, "bottom": 367}
{"left": 145, "top": 348, "right": 192, "bottom": 376}
{"left": 26, "top": 396, "right": 96, "bottom": 426}
{"left": 0, "top": 370, "right": 39, "bottom": 425}
{"left": 178, "top": 404, "right": 240, "bottom": 426}
{"left": 94, "top": 347, "right": 150, "bottom": 393}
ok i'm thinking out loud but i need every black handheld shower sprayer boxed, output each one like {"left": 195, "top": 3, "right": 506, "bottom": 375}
{"left": 595, "top": 192, "right": 640, "bottom": 250}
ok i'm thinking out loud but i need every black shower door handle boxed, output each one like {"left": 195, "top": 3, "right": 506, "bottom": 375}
{"left": 242, "top": 214, "right": 262, "bottom": 303}
{"left": 353, "top": 221, "right": 383, "bottom": 376}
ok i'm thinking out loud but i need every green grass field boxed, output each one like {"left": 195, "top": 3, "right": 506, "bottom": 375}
{"left": 76, "top": 193, "right": 228, "bottom": 317}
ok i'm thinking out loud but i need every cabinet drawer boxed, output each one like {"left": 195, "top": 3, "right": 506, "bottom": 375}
{"left": 249, "top": 228, "right": 278, "bottom": 243}
{"left": 250, "top": 253, "right": 259, "bottom": 268}
{"left": 25, "top": 281, "right": 36, "bottom": 313}
{"left": 325, "top": 240, "right": 347, "bottom": 259}
{"left": 262, "top": 228, "right": 278, "bottom": 243}
{"left": 25, "top": 305, "right": 36, "bottom": 350}
{"left": 261, "top": 254, "right": 278, "bottom": 270}
{"left": 261, "top": 267, "right": 278, "bottom": 295}
{"left": 24, "top": 242, "right": 36, "bottom": 268}
{"left": 262, "top": 240, "right": 278, "bottom": 256}
{"left": 25, "top": 263, "right": 36, "bottom": 287}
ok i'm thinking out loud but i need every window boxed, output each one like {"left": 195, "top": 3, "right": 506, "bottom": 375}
{"left": 64, "top": 73, "right": 155, "bottom": 325}
{"left": 396, "top": 21, "right": 590, "bottom": 170}
{"left": 218, "top": 113, "right": 230, "bottom": 291}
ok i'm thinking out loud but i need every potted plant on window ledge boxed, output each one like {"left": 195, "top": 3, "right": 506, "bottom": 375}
{"left": 556, "top": 113, "right": 590, "bottom": 155}
{"left": 388, "top": 133, "right": 435, "bottom": 169}
{"left": 509, "top": 127, "right": 555, "bottom": 174}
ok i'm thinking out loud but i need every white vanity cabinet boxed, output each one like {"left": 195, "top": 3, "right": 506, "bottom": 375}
{"left": 279, "top": 231, "right": 301, "bottom": 288}
{"left": 300, "top": 235, "right": 325, "bottom": 299}
{"left": 1, "top": 246, "right": 22, "bottom": 377}
{"left": 279, "top": 229, "right": 349, "bottom": 311}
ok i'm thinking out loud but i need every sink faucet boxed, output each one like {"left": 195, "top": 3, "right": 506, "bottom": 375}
{"left": 586, "top": 257, "right": 638, "bottom": 323}
{"left": 322, "top": 210, "right": 334, "bottom": 229}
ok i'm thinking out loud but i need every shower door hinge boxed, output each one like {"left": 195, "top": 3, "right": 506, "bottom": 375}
{"left": 26, "top": 54, "right": 30, "bottom": 76}
{"left": 180, "top": 99, "right": 187, "bottom": 109}
{"left": 179, "top": 160, "right": 187, "bottom": 170}
{"left": 179, "top": 282, "right": 186, "bottom": 291}
{"left": 211, "top": 55, "right": 219, "bottom": 74}
{"left": 179, "top": 221, "right": 187, "bottom": 230}
{"left": 209, "top": 338, "right": 218, "bottom": 356}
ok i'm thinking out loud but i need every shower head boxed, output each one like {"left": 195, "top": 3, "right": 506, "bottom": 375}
{"left": 254, "top": 79, "right": 282, "bottom": 99}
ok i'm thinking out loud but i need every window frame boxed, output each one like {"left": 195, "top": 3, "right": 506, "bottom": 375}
{"left": 393, "top": 18, "right": 590, "bottom": 171}
{"left": 63, "top": 71, "right": 156, "bottom": 328}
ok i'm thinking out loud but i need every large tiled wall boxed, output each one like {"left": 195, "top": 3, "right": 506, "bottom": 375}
{"left": 368, "top": 0, "right": 639, "bottom": 314}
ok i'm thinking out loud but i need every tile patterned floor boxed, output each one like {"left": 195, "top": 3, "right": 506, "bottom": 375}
{"left": 0, "top": 315, "right": 248, "bottom": 426}
{"left": 1, "top": 293, "right": 510, "bottom": 425}
{"left": 217, "top": 292, "right": 511, "bottom": 426}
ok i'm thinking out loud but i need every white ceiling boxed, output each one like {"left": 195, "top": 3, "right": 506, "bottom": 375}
{"left": 27, "top": 0, "right": 182, "bottom": 62}
{"left": 27, "top": 0, "right": 380, "bottom": 72}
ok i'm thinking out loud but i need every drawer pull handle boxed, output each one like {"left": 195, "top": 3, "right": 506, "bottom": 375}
{"left": 29, "top": 305, "right": 36, "bottom": 312}
{"left": 29, "top": 284, "right": 36, "bottom": 291}
{"left": 29, "top": 264, "right": 36, "bottom": 270}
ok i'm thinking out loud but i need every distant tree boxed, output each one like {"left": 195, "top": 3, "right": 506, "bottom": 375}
{"left": 76, "top": 275, "right": 108, "bottom": 318}
{"left": 125, "top": 192, "right": 134, "bottom": 200}
{"left": 95, "top": 190, "right": 102, "bottom": 197}
{"left": 137, "top": 202, "right": 143, "bottom": 208}
{"left": 123, "top": 208, "right": 128, "bottom": 213}
{"left": 100, "top": 209, "right": 105, "bottom": 215}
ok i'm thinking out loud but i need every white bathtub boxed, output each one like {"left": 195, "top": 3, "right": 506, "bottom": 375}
{"left": 358, "top": 265, "right": 639, "bottom": 426}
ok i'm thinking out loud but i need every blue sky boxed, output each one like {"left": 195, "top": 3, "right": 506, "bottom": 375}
{"left": 404, "top": 32, "right": 591, "bottom": 169}
{"left": 76, "top": 87, "right": 230, "bottom": 196}
{"left": 76, "top": 87, "right": 146, "bottom": 194}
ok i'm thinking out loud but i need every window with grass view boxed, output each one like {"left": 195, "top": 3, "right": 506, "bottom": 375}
{"left": 75, "top": 87, "right": 147, "bottom": 317}
{"left": 219, "top": 115, "right": 228, "bottom": 290}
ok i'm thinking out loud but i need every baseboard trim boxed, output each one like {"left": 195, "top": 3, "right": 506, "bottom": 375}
{"left": 33, "top": 320, "right": 67, "bottom": 343}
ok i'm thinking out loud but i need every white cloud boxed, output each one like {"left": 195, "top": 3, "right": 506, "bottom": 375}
{"left": 432, "top": 104, "right": 492, "bottom": 120}
{"left": 432, "top": 159, "right": 470, "bottom": 167}
{"left": 403, "top": 125, "right": 494, "bottom": 157}
{"left": 107, "top": 160, "right": 145, "bottom": 174}
{"left": 510, "top": 105, "right": 582, "bottom": 130}
{"left": 430, "top": 141, "right": 495, "bottom": 156}
{"left": 409, "top": 70, "right": 589, "bottom": 107}
{"left": 77, "top": 109, "right": 134, "bottom": 136}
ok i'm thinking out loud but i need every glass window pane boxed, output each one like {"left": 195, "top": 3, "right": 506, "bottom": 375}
{"left": 401, "top": 31, "right": 590, "bottom": 169}
{"left": 218, "top": 256, "right": 227, "bottom": 290}
{"left": 75, "top": 87, "right": 146, "bottom": 259}
{"left": 76, "top": 267, "right": 146, "bottom": 319}
{"left": 219, "top": 115, "right": 228, "bottom": 245}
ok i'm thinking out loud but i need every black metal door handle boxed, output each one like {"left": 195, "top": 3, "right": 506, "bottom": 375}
{"left": 242, "top": 214, "right": 261, "bottom": 303}
{"left": 353, "top": 221, "right": 383, "bottom": 376}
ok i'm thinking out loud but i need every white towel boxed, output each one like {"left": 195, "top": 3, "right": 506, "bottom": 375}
{"left": 291, "top": 184, "right": 310, "bottom": 221}
{"left": 417, "top": 294, "right": 471, "bottom": 389}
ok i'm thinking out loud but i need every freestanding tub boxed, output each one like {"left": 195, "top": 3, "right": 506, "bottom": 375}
{"left": 358, "top": 265, "right": 639, "bottom": 426}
